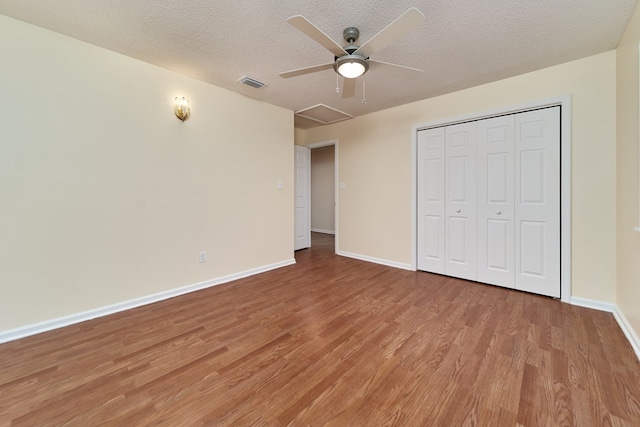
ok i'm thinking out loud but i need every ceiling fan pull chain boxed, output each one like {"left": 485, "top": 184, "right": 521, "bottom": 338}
{"left": 362, "top": 78, "right": 366, "bottom": 104}
{"left": 336, "top": 73, "right": 340, "bottom": 93}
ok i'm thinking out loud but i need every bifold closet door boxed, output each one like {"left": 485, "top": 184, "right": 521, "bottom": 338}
{"left": 515, "top": 107, "right": 560, "bottom": 297}
{"left": 417, "top": 122, "right": 477, "bottom": 279}
{"left": 417, "top": 127, "right": 445, "bottom": 273}
{"left": 444, "top": 122, "right": 477, "bottom": 281}
{"left": 477, "top": 115, "right": 515, "bottom": 288}
{"left": 417, "top": 106, "right": 560, "bottom": 298}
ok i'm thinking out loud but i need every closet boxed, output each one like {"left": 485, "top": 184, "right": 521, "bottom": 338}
{"left": 417, "top": 106, "right": 560, "bottom": 298}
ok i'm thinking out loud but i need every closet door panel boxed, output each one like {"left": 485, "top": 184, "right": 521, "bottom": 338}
{"left": 515, "top": 107, "right": 560, "bottom": 297}
{"left": 417, "top": 127, "right": 445, "bottom": 273}
{"left": 444, "top": 122, "right": 477, "bottom": 280}
{"left": 477, "top": 115, "right": 515, "bottom": 288}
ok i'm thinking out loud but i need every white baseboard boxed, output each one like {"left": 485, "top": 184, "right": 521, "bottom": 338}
{"left": 612, "top": 306, "right": 640, "bottom": 362}
{"left": 569, "top": 297, "right": 615, "bottom": 312}
{"left": 336, "top": 250, "right": 413, "bottom": 271}
{"left": 570, "top": 297, "right": 640, "bottom": 362}
{"left": 311, "top": 228, "right": 335, "bottom": 235}
{"left": 0, "top": 258, "right": 296, "bottom": 344}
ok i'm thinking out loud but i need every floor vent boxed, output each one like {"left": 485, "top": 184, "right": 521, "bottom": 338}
{"left": 238, "top": 75, "right": 268, "bottom": 89}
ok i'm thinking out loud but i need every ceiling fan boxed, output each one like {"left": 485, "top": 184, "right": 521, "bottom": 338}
{"left": 279, "top": 7, "right": 426, "bottom": 98}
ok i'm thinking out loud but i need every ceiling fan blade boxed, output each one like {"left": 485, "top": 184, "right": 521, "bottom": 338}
{"left": 342, "top": 77, "right": 356, "bottom": 98}
{"left": 279, "top": 63, "right": 334, "bottom": 78}
{"left": 353, "top": 7, "right": 426, "bottom": 58}
{"left": 368, "top": 60, "right": 423, "bottom": 79}
{"left": 287, "top": 15, "right": 348, "bottom": 57}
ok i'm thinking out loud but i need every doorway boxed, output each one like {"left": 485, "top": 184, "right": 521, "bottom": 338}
{"left": 310, "top": 145, "right": 335, "bottom": 234}
{"left": 308, "top": 139, "right": 338, "bottom": 253}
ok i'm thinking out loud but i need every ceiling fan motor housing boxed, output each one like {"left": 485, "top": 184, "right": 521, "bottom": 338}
{"left": 343, "top": 27, "right": 360, "bottom": 43}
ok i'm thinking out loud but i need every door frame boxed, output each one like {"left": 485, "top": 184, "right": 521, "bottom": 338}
{"left": 307, "top": 139, "right": 339, "bottom": 253}
{"left": 411, "top": 95, "right": 572, "bottom": 303}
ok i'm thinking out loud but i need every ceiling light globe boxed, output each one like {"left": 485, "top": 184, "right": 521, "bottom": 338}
{"left": 338, "top": 62, "right": 365, "bottom": 79}
{"left": 334, "top": 54, "right": 368, "bottom": 79}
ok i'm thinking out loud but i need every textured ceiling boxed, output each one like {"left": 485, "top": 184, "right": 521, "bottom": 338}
{"left": 0, "top": 1, "right": 637, "bottom": 128}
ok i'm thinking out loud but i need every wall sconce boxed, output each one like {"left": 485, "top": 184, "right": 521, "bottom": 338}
{"left": 173, "top": 97, "right": 190, "bottom": 121}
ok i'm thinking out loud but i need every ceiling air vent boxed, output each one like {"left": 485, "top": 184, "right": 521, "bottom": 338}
{"left": 238, "top": 75, "right": 267, "bottom": 89}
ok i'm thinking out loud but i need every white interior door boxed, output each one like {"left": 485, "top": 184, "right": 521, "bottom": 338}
{"left": 417, "top": 127, "right": 445, "bottom": 273}
{"left": 445, "top": 122, "right": 477, "bottom": 280}
{"left": 294, "top": 145, "right": 310, "bottom": 250}
{"left": 515, "top": 107, "right": 560, "bottom": 297}
{"left": 477, "top": 115, "right": 515, "bottom": 288}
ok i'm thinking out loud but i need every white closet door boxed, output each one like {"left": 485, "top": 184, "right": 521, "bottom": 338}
{"left": 417, "top": 127, "right": 446, "bottom": 273}
{"left": 477, "top": 115, "right": 515, "bottom": 288}
{"left": 515, "top": 107, "right": 560, "bottom": 297}
{"left": 445, "top": 122, "right": 477, "bottom": 280}
{"left": 294, "top": 145, "right": 310, "bottom": 250}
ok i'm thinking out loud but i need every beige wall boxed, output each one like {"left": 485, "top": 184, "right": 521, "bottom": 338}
{"left": 294, "top": 127, "right": 305, "bottom": 146}
{"left": 616, "top": 4, "right": 640, "bottom": 339}
{"left": 311, "top": 146, "right": 335, "bottom": 233}
{"left": 0, "top": 16, "right": 294, "bottom": 331}
{"left": 302, "top": 51, "right": 617, "bottom": 303}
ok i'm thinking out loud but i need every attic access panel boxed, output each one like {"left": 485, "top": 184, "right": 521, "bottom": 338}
{"left": 295, "top": 104, "right": 353, "bottom": 125}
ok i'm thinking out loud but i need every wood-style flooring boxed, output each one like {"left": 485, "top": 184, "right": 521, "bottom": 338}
{"left": 1, "top": 232, "right": 639, "bottom": 426}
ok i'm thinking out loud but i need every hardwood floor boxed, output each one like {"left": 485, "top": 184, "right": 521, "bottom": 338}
{"left": 1, "top": 232, "right": 639, "bottom": 426}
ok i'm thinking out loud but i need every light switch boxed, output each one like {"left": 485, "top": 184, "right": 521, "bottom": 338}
{"left": 339, "top": 182, "right": 346, "bottom": 190}
{"left": 277, "top": 180, "right": 283, "bottom": 189}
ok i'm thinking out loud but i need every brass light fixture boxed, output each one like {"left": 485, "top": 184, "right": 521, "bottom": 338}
{"left": 173, "top": 97, "right": 190, "bottom": 121}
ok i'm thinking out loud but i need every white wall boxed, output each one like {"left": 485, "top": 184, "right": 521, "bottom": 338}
{"left": 0, "top": 15, "right": 294, "bottom": 332}
{"left": 302, "top": 51, "right": 617, "bottom": 304}
{"left": 616, "top": 3, "right": 640, "bottom": 344}
{"left": 311, "top": 146, "right": 335, "bottom": 233}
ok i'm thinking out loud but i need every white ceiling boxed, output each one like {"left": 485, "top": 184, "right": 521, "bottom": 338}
{"left": 1, "top": 1, "right": 637, "bottom": 128}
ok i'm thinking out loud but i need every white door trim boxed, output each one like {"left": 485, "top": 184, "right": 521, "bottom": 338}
{"left": 411, "top": 95, "right": 572, "bottom": 303}
{"left": 307, "top": 139, "right": 339, "bottom": 253}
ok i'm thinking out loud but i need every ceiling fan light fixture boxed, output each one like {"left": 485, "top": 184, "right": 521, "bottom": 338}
{"left": 334, "top": 54, "right": 368, "bottom": 79}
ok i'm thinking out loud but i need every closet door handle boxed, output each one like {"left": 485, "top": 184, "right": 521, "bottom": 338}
{"left": 496, "top": 210, "right": 502, "bottom": 215}
{"left": 456, "top": 209, "right": 461, "bottom": 213}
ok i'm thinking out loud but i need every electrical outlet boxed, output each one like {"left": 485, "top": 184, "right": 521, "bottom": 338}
{"left": 199, "top": 251, "right": 206, "bottom": 263}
